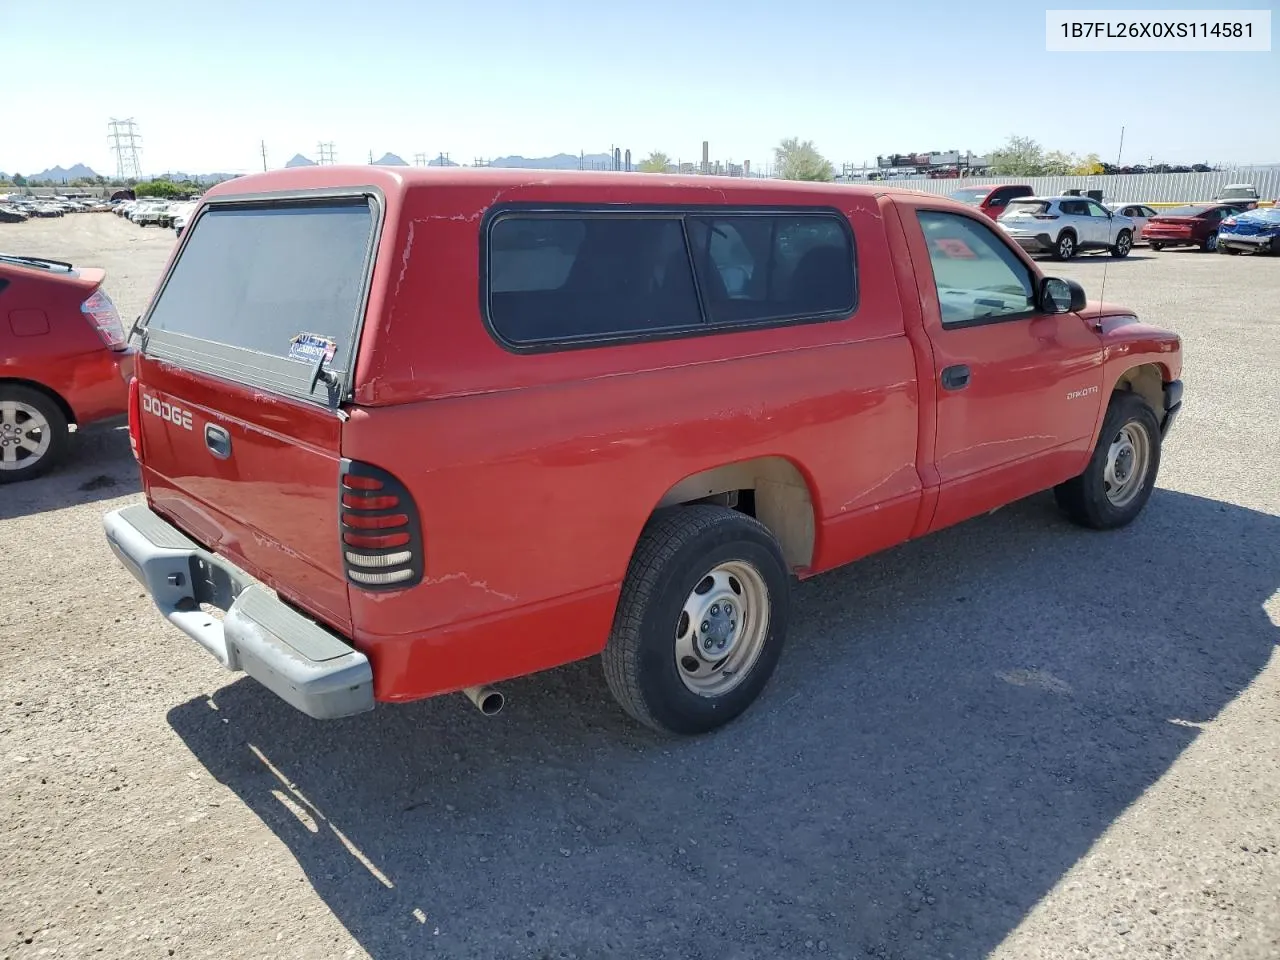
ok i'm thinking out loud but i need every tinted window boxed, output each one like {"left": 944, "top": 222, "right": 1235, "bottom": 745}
{"left": 1003, "top": 200, "right": 1049, "bottom": 217}
{"left": 917, "top": 211, "right": 1035, "bottom": 327}
{"left": 948, "top": 188, "right": 989, "bottom": 205}
{"left": 485, "top": 210, "right": 855, "bottom": 346}
{"left": 145, "top": 200, "right": 375, "bottom": 379}
{"left": 487, "top": 216, "right": 701, "bottom": 345}
{"left": 1059, "top": 200, "right": 1089, "bottom": 216}
{"left": 686, "top": 214, "right": 854, "bottom": 324}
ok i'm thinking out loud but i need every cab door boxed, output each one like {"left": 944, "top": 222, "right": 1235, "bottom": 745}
{"left": 902, "top": 204, "right": 1105, "bottom": 533}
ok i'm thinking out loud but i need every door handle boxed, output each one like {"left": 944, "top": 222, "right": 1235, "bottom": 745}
{"left": 204, "top": 423, "right": 231, "bottom": 459}
{"left": 940, "top": 365, "right": 971, "bottom": 391}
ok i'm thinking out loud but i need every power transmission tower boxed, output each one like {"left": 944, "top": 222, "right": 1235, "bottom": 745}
{"left": 317, "top": 142, "right": 336, "bottom": 165}
{"left": 413, "top": 153, "right": 427, "bottom": 167}
{"left": 108, "top": 118, "right": 143, "bottom": 180}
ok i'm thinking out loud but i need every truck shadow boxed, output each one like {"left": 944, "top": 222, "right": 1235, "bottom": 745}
{"left": 167, "top": 489, "right": 1279, "bottom": 960}
{"left": 0, "top": 424, "right": 138, "bottom": 521}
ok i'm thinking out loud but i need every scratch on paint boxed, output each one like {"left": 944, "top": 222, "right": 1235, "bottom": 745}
{"left": 423, "top": 572, "right": 517, "bottom": 603}
{"left": 393, "top": 220, "right": 416, "bottom": 297}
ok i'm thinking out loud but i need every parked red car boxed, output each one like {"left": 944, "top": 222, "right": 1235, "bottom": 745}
{"left": 1144, "top": 203, "right": 1251, "bottom": 252}
{"left": 947, "top": 184, "right": 1034, "bottom": 220}
{"left": 104, "top": 167, "right": 1182, "bottom": 736}
{"left": 0, "top": 253, "right": 134, "bottom": 482}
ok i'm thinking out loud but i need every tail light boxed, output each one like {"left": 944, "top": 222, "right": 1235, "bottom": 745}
{"left": 126, "top": 377, "right": 143, "bottom": 463}
{"left": 82, "top": 288, "right": 128, "bottom": 350}
{"left": 339, "top": 460, "right": 423, "bottom": 590}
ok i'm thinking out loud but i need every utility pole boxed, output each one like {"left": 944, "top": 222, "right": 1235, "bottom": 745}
{"left": 1116, "top": 125, "right": 1125, "bottom": 168}
{"left": 260, "top": 140, "right": 268, "bottom": 172}
{"left": 369, "top": 150, "right": 374, "bottom": 165}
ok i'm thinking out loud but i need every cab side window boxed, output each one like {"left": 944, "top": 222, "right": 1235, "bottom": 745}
{"left": 917, "top": 211, "right": 1036, "bottom": 327}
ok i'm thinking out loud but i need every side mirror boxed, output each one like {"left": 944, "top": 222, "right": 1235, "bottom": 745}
{"left": 1041, "top": 277, "right": 1087, "bottom": 314}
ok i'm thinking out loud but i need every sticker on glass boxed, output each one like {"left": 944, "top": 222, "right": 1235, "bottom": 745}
{"left": 288, "top": 333, "right": 338, "bottom": 364}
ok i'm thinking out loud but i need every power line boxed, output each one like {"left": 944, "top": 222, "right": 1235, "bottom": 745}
{"left": 108, "top": 118, "right": 143, "bottom": 180}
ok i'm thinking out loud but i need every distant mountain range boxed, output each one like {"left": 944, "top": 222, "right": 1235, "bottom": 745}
{"left": 7, "top": 150, "right": 640, "bottom": 184}
{"left": 279, "top": 151, "right": 618, "bottom": 171}
{"left": 8, "top": 163, "right": 103, "bottom": 182}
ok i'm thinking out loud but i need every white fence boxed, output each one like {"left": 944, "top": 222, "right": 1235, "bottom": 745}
{"left": 853, "top": 168, "right": 1280, "bottom": 204}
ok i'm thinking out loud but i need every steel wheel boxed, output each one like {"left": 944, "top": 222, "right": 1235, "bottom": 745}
{"left": 1103, "top": 422, "right": 1151, "bottom": 508}
{"left": 0, "top": 399, "right": 53, "bottom": 473}
{"left": 675, "top": 560, "right": 770, "bottom": 697}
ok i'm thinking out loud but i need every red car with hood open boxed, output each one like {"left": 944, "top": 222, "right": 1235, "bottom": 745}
{"left": 102, "top": 167, "right": 1183, "bottom": 736}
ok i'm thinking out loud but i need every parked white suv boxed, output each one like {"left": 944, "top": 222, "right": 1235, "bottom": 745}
{"left": 997, "top": 196, "right": 1136, "bottom": 260}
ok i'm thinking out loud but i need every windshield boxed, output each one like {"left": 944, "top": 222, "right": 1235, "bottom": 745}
{"left": 1217, "top": 187, "right": 1256, "bottom": 199}
{"left": 947, "top": 187, "right": 989, "bottom": 205}
{"left": 1236, "top": 208, "right": 1280, "bottom": 222}
{"left": 1158, "top": 205, "right": 1213, "bottom": 218}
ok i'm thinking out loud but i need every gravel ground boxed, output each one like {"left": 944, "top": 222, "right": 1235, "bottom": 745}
{"left": 1, "top": 214, "right": 1277, "bottom": 960}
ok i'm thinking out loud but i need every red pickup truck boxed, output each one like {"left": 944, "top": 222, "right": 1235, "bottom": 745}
{"left": 103, "top": 168, "right": 1183, "bottom": 736}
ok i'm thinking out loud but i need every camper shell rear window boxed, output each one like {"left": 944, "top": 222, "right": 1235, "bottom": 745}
{"left": 141, "top": 194, "right": 380, "bottom": 405}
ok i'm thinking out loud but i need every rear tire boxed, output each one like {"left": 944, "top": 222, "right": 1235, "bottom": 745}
{"left": 1054, "top": 391, "right": 1161, "bottom": 530}
{"left": 602, "top": 505, "right": 791, "bottom": 735}
{"left": 1109, "top": 230, "right": 1132, "bottom": 258}
{"left": 0, "top": 385, "right": 70, "bottom": 484}
{"left": 1202, "top": 232, "right": 1219, "bottom": 252}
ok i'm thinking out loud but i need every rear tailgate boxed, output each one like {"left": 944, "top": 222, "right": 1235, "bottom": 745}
{"left": 135, "top": 193, "right": 380, "bottom": 633}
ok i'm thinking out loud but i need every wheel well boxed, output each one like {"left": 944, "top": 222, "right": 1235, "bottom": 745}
{"left": 0, "top": 378, "right": 75, "bottom": 425}
{"left": 654, "top": 456, "right": 816, "bottom": 570}
{"left": 1113, "top": 363, "right": 1163, "bottom": 413}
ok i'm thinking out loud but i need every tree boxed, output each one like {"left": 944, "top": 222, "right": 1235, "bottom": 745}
{"left": 134, "top": 179, "right": 195, "bottom": 198}
{"left": 988, "top": 135, "right": 1046, "bottom": 176}
{"left": 1041, "top": 150, "right": 1077, "bottom": 176}
{"left": 12, "top": 174, "right": 26, "bottom": 186}
{"left": 639, "top": 151, "right": 672, "bottom": 174}
{"left": 774, "top": 138, "right": 834, "bottom": 182}
{"left": 1072, "top": 152, "right": 1104, "bottom": 176}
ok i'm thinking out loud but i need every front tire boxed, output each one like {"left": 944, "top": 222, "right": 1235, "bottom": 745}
{"left": 1219, "top": 244, "right": 1240, "bottom": 255}
{"left": 0, "top": 385, "right": 70, "bottom": 484}
{"left": 1053, "top": 231, "right": 1077, "bottom": 260}
{"left": 602, "top": 505, "right": 791, "bottom": 735}
{"left": 1054, "top": 391, "right": 1161, "bottom": 530}
{"left": 1110, "top": 230, "right": 1132, "bottom": 258}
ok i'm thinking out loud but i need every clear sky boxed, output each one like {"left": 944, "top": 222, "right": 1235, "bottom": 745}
{"left": 1, "top": 0, "right": 1276, "bottom": 176}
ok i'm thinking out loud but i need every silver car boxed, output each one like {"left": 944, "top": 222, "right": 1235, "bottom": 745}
{"left": 997, "top": 196, "right": 1137, "bottom": 260}
{"left": 1106, "top": 202, "right": 1159, "bottom": 245}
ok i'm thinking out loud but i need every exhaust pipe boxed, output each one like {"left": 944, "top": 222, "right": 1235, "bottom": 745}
{"left": 462, "top": 685, "right": 504, "bottom": 716}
